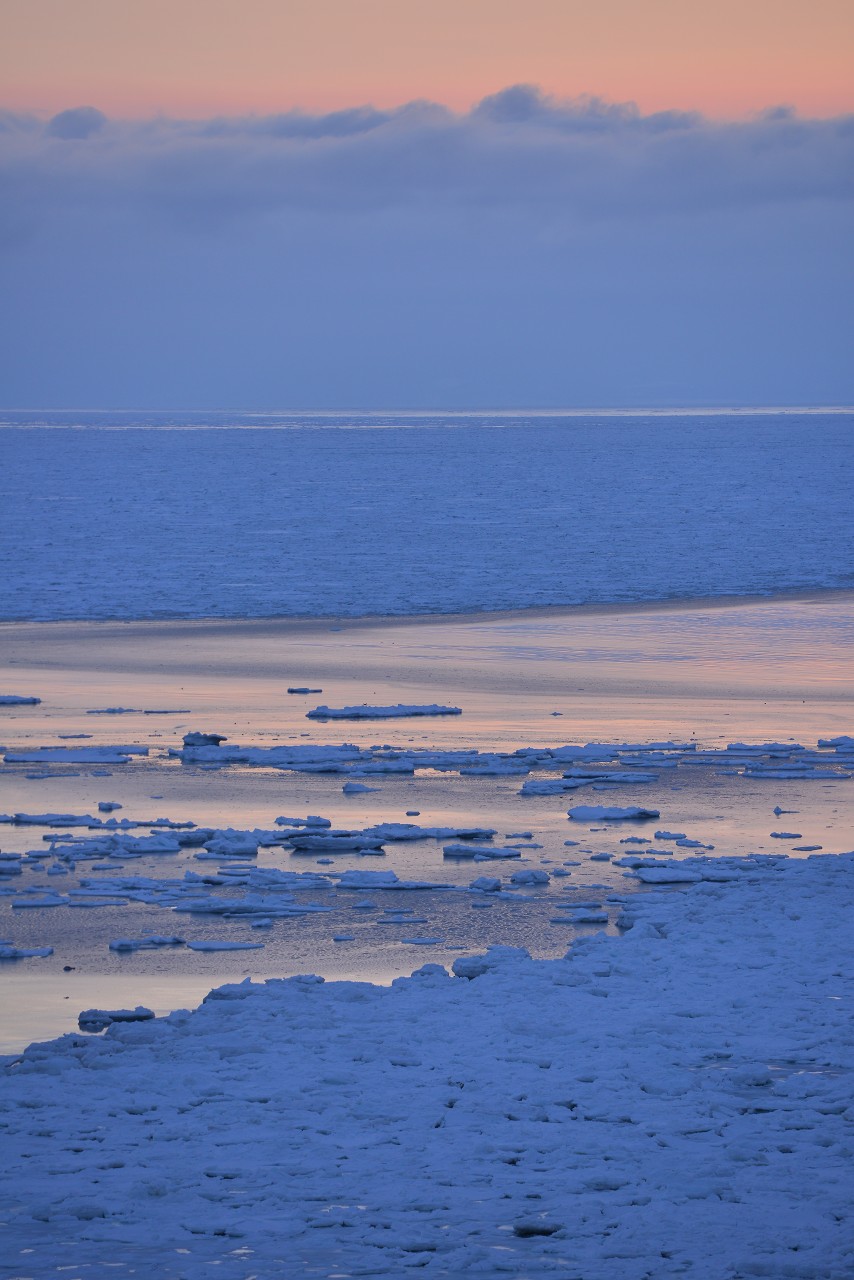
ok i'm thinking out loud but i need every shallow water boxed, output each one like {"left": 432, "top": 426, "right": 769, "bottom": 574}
{"left": 1, "top": 594, "right": 852, "bottom": 1052}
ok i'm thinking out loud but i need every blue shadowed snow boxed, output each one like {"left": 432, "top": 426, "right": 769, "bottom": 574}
{"left": 0, "top": 410, "right": 852, "bottom": 620}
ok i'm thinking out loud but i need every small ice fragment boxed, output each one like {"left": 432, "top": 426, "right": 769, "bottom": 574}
{"left": 307, "top": 703, "right": 462, "bottom": 720}
{"left": 78, "top": 1006, "right": 154, "bottom": 1031}
{"left": 109, "top": 936, "right": 185, "bottom": 952}
{"left": 185, "top": 940, "right": 265, "bottom": 951}
{"left": 770, "top": 831, "right": 803, "bottom": 839}
{"left": 287, "top": 687, "right": 323, "bottom": 694}
{"left": 406, "top": 810, "right": 420, "bottom": 816}
{"left": 444, "top": 844, "right": 521, "bottom": 860}
{"left": 86, "top": 707, "right": 140, "bottom": 715}
{"left": 0, "top": 944, "right": 53, "bottom": 959}
{"left": 470, "top": 876, "right": 501, "bottom": 893}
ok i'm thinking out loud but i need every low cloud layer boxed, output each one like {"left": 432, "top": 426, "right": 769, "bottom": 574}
{"left": 1, "top": 88, "right": 851, "bottom": 406}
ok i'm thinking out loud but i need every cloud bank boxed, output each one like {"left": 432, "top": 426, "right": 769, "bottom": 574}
{"left": 0, "top": 88, "right": 851, "bottom": 406}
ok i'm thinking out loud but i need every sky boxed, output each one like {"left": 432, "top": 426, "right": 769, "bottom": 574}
{"left": 0, "top": 0, "right": 852, "bottom": 408}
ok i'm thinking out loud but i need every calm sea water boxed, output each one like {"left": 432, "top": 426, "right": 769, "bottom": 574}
{"left": 1, "top": 410, "right": 852, "bottom": 620}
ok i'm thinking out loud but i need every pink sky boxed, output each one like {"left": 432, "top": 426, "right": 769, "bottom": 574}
{"left": 2, "top": 0, "right": 853, "bottom": 120}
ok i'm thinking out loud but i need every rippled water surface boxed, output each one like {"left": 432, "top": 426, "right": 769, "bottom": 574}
{"left": 1, "top": 409, "right": 852, "bottom": 620}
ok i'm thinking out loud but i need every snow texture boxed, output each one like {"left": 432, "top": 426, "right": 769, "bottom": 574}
{"left": 3, "top": 853, "right": 854, "bottom": 1277}
{"left": 2, "top": 413, "right": 853, "bottom": 620}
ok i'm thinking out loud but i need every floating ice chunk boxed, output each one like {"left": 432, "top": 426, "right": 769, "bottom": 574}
{"left": 275, "top": 815, "right": 332, "bottom": 828}
{"left": 770, "top": 831, "right": 803, "bottom": 839}
{"left": 634, "top": 866, "right": 704, "bottom": 883}
{"left": 337, "top": 870, "right": 400, "bottom": 889}
{"left": 4, "top": 747, "right": 148, "bottom": 764}
{"left": 307, "top": 703, "right": 462, "bottom": 720}
{"left": 568, "top": 805, "right": 660, "bottom": 821}
{"left": 109, "top": 936, "right": 185, "bottom": 952}
{"left": 519, "top": 778, "right": 582, "bottom": 796}
{"left": 342, "top": 782, "right": 379, "bottom": 794}
{"left": 510, "top": 869, "right": 550, "bottom": 885}
{"left": 203, "top": 832, "right": 261, "bottom": 857}
{"left": 0, "top": 695, "right": 41, "bottom": 705}
{"left": 654, "top": 830, "right": 686, "bottom": 841}
{"left": 97, "top": 802, "right": 122, "bottom": 812}
{"left": 78, "top": 1006, "right": 154, "bottom": 1031}
{"left": 792, "top": 844, "right": 823, "bottom": 851}
{"left": 366, "top": 823, "right": 496, "bottom": 842}
{"left": 751, "top": 767, "right": 849, "bottom": 779}
{"left": 773, "top": 806, "right": 798, "bottom": 816}
{"left": 0, "top": 944, "right": 53, "bottom": 959}
{"left": 86, "top": 707, "right": 140, "bottom": 715}
{"left": 287, "top": 687, "right": 322, "bottom": 694}
{"left": 469, "top": 876, "right": 501, "bottom": 893}
{"left": 443, "top": 844, "right": 521, "bottom": 860}
{"left": 182, "top": 732, "right": 228, "bottom": 747}
{"left": 185, "top": 940, "right": 265, "bottom": 952}
{"left": 288, "top": 834, "right": 385, "bottom": 853}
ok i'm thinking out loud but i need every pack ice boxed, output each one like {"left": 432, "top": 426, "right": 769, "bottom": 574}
{"left": 3, "top": 853, "right": 853, "bottom": 1278}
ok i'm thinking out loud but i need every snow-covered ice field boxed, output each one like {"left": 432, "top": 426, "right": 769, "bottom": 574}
{"left": 2, "top": 414, "right": 854, "bottom": 1277}
{"left": 1, "top": 410, "right": 852, "bottom": 620}
{"left": 3, "top": 852, "right": 853, "bottom": 1278}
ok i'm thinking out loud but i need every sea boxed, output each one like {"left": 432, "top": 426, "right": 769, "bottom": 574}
{"left": 1, "top": 408, "right": 852, "bottom": 621}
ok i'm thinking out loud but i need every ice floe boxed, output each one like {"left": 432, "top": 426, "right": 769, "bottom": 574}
{"left": 307, "top": 703, "right": 463, "bottom": 719}
{"left": 568, "top": 805, "right": 660, "bottom": 821}
{"left": 4, "top": 746, "right": 149, "bottom": 764}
